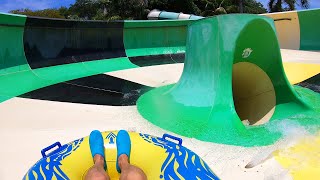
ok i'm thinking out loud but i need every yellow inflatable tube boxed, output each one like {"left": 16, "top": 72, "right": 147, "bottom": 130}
{"left": 24, "top": 131, "right": 219, "bottom": 180}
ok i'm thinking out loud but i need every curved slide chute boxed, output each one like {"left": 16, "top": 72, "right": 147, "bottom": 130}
{"left": 137, "top": 15, "right": 320, "bottom": 146}
{"left": 0, "top": 13, "right": 190, "bottom": 103}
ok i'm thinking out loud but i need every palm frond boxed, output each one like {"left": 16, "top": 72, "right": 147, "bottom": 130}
{"left": 268, "top": 0, "right": 276, "bottom": 11}
{"left": 284, "top": 0, "right": 296, "bottom": 10}
{"left": 299, "top": 0, "right": 310, "bottom": 9}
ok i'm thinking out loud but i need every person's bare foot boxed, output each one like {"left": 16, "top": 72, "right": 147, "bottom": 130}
{"left": 85, "top": 154, "right": 110, "bottom": 180}
{"left": 118, "top": 154, "right": 130, "bottom": 170}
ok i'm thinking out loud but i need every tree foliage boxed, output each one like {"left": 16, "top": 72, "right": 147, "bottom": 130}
{"left": 10, "top": 8, "right": 66, "bottom": 18}
{"left": 9, "top": 0, "right": 272, "bottom": 20}
{"left": 69, "top": 0, "right": 100, "bottom": 19}
{"left": 268, "top": 0, "right": 309, "bottom": 12}
{"left": 194, "top": 0, "right": 266, "bottom": 16}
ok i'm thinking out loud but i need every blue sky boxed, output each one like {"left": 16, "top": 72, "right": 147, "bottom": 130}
{"left": 0, "top": 0, "right": 319, "bottom": 13}
{"left": 0, "top": 0, "right": 76, "bottom": 12}
{"left": 259, "top": 0, "right": 320, "bottom": 9}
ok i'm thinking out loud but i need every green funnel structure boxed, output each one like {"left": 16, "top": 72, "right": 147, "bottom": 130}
{"left": 137, "top": 15, "right": 316, "bottom": 146}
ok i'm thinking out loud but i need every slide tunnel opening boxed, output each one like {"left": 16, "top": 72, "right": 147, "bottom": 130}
{"left": 232, "top": 62, "right": 276, "bottom": 126}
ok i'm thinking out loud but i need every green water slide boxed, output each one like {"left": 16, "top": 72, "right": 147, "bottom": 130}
{"left": 137, "top": 15, "right": 320, "bottom": 146}
{"left": 0, "top": 13, "right": 191, "bottom": 103}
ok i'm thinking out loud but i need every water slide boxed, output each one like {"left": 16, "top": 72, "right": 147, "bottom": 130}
{"left": 1, "top": 10, "right": 318, "bottom": 107}
{"left": 0, "top": 10, "right": 320, "bottom": 179}
{"left": 0, "top": 13, "right": 188, "bottom": 104}
{"left": 0, "top": 10, "right": 319, "bottom": 144}
{"left": 137, "top": 13, "right": 320, "bottom": 146}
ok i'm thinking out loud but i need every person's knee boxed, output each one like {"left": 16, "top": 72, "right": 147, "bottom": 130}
{"left": 88, "top": 173, "right": 108, "bottom": 180}
{"left": 120, "top": 166, "right": 147, "bottom": 180}
{"left": 85, "top": 166, "right": 109, "bottom": 180}
{"left": 121, "top": 173, "right": 145, "bottom": 180}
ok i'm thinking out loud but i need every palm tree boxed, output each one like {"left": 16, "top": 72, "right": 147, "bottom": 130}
{"left": 96, "top": 0, "right": 110, "bottom": 15}
{"left": 239, "top": 0, "right": 244, "bottom": 13}
{"left": 268, "top": 0, "right": 309, "bottom": 12}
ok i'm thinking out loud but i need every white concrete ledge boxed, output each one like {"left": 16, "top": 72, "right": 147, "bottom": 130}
{"left": 281, "top": 49, "right": 320, "bottom": 64}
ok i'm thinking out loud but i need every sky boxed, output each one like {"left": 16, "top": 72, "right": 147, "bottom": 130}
{"left": 0, "top": 0, "right": 320, "bottom": 13}
{"left": 259, "top": 0, "right": 320, "bottom": 10}
{"left": 0, "top": 0, "right": 76, "bottom": 12}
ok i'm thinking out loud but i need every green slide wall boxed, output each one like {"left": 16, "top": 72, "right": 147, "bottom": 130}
{"left": 0, "top": 13, "right": 28, "bottom": 74}
{"left": 124, "top": 20, "right": 190, "bottom": 57}
{"left": 298, "top": 9, "right": 320, "bottom": 50}
{"left": 0, "top": 13, "right": 47, "bottom": 102}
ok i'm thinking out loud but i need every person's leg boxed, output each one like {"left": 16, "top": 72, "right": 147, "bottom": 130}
{"left": 116, "top": 130, "right": 147, "bottom": 180}
{"left": 85, "top": 130, "right": 110, "bottom": 180}
{"left": 118, "top": 154, "right": 147, "bottom": 180}
{"left": 85, "top": 154, "right": 110, "bottom": 180}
